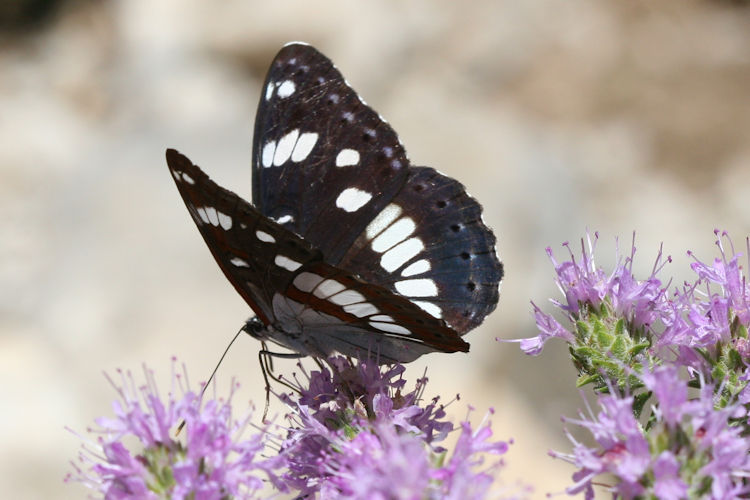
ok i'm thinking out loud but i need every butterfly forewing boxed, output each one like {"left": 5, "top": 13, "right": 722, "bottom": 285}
{"left": 252, "top": 43, "right": 410, "bottom": 263}
{"left": 167, "top": 149, "right": 322, "bottom": 324}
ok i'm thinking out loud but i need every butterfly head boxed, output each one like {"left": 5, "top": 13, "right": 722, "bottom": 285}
{"left": 242, "top": 312, "right": 322, "bottom": 359}
{"left": 243, "top": 316, "right": 267, "bottom": 340}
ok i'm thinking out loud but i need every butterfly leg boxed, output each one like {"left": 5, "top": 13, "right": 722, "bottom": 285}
{"left": 258, "top": 344, "right": 305, "bottom": 421}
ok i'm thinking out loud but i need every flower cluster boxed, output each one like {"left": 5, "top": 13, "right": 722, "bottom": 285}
{"left": 274, "top": 356, "right": 511, "bottom": 498}
{"left": 553, "top": 365, "right": 750, "bottom": 499}
{"left": 65, "top": 359, "right": 285, "bottom": 499}
{"left": 521, "top": 230, "right": 750, "bottom": 497}
{"left": 519, "top": 232, "right": 670, "bottom": 390}
{"left": 67, "top": 356, "right": 514, "bottom": 499}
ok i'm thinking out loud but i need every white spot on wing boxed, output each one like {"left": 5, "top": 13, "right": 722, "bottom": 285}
{"left": 371, "top": 217, "right": 416, "bottom": 253}
{"left": 369, "top": 321, "right": 411, "bottom": 335}
{"left": 196, "top": 207, "right": 209, "bottom": 225}
{"left": 218, "top": 212, "right": 232, "bottom": 230}
{"left": 380, "top": 237, "right": 424, "bottom": 272}
{"left": 273, "top": 129, "right": 299, "bottom": 166}
{"left": 412, "top": 300, "right": 442, "bottom": 319}
{"left": 343, "top": 302, "right": 379, "bottom": 317}
{"left": 291, "top": 132, "right": 318, "bottom": 162}
{"left": 265, "top": 82, "right": 274, "bottom": 100}
{"left": 395, "top": 279, "right": 438, "bottom": 297}
{"left": 274, "top": 255, "right": 302, "bottom": 272}
{"left": 335, "top": 187, "right": 372, "bottom": 213}
{"left": 366, "top": 203, "right": 402, "bottom": 239}
{"left": 293, "top": 272, "right": 324, "bottom": 293}
{"left": 204, "top": 207, "right": 219, "bottom": 226}
{"left": 329, "top": 289, "right": 366, "bottom": 306}
{"left": 275, "top": 214, "right": 294, "bottom": 224}
{"left": 277, "top": 80, "right": 296, "bottom": 98}
{"left": 230, "top": 257, "right": 249, "bottom": 267}
{"left": 256, "top": 230, "right": 275, "bottom": 243}
{"left": 262, "top": 141, "right": 276, "bottom": 168}
{"left": 335, "top": 149, "right": 360, "bottom": 167}
{"left": 313, "top": 279, "right": 346, "bottom": 299}
{"left": 401, "top": 259, "right": 431, "bottom": 277}
{"left": 182, "top": 173, "right": 195, "bottom": 184}
{"left": 370, "top": 314, "right": 394, "bottom": 322}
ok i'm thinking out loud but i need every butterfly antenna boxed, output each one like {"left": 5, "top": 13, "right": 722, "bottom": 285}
{"left": 175, "top": 324, "right": 245, "bottom": 436}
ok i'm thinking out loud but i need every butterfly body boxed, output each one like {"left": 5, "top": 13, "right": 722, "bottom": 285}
{"left": 167, "top": 43, "right": 503, "bottom": 364}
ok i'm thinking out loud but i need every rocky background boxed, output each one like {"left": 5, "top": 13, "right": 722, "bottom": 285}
{"left": 2, "top": 0, "right": 749, "bottom": 497}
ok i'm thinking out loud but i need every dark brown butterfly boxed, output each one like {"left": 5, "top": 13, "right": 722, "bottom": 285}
{"left": 167, "top": 43, "right": 503, "bottom": 364}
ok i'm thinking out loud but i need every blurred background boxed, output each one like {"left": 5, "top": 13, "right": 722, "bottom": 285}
{"left": 2, "top": 0, "right": 749, "bottom": 497}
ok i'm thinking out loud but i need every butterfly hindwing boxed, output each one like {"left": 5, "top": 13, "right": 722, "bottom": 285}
{"left": 337, "top": 166, "right": 503, "bottom": 334}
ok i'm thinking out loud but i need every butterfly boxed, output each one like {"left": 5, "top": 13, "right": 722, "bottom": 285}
{"left": 166, "top": 42, "right": 503, "bottom": 364}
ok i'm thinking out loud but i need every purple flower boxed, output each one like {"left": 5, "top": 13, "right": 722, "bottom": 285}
{"left": 553, "top": 392, "right": 650, "bottom": 498}
{"left": 513, "top": 302, "right": 574, "bottom": 356}
{"left": 640, "top": 365, "right": 688, "bottom": 428}
{"left": 518, "top": 230, "right": 750, "bottom": 401}
{"left": 689, "top": 232, "right": 750, "bottom": 325}
{"left": 517, "top": 232, "right": 670, "bottom": 357}
{"left": 438, "top": 410, "right": 511, "bottom": 499}
{"left": 286, "top": 409, "right": 511, "bottom": 499}
{"left": 318, "top": 422, "right": 434, "bottom": 498}
{"left": 546, "top": 235, "right": 610, "bottom": 315}
{"left": 658, "top": 231, "right": 750, "bottom": 360}
{"left": 66, "top": 359, "right": 285, "bottom": 499}
{"left": 608, "top": 242, "right": 669, "bottom": 330}
{"left": 544, "top": 234, "right": 669, "bottom": 324}
{"left": 552, "top": 364, "right": 750, "bottom": 498}
{"left": 652, "top": 452, "right": 687, "bottom": 500}
{"left": 277, "top": 356, "right": 514, "bottom": 498}
{"left": 68, "top": 356, "right": 514, "bottom": 498}
{"left": 277, "top": 356, "right": 452, "bottom": 446}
